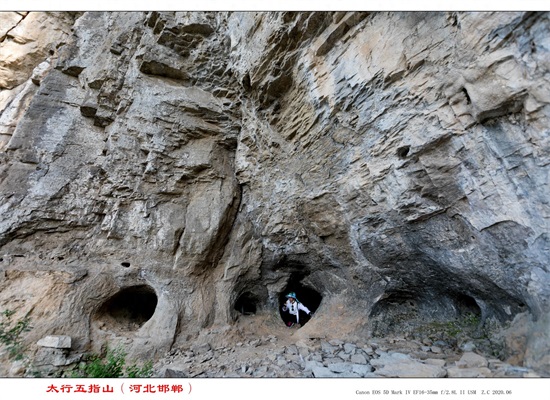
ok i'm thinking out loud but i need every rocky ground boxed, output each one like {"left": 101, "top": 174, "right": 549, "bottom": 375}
{"left": 153, "top": 313, "right": 541, "bottom": 378}
{"left": 1, "top": 311, "right": 542, "bottom": 378}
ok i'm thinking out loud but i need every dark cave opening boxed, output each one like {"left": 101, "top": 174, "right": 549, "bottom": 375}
{"left": 397, "top": 145, "right": 410, "bottom": 159}
{"left": 96, "top": 285, "right": 158, "bottom": 331}
{"left": 234, "top": 292, "right": 258, "bottom": 315}
{"left": 455, "top": 293, "right": 482, "bottom": 318}
{"left": 278, "top": 274, "right": 322, "bottom": 327}
{"left": 368, "top": 289, "right": 486, "bottom": 342}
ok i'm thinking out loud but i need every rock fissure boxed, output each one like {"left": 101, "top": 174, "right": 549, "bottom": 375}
{"left": 0, "top": 13, "right": 28, "bottom": 44}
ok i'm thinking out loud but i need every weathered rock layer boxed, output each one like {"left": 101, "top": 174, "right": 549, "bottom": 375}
{"left": 0, "top": 11, "right": 549, "bottom": 376}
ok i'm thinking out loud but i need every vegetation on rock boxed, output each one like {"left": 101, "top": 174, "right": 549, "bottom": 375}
{"left": 70, "top": 346, "right": 153, "bottom": 378}
{"left": 0, "top": 310, "right": 31, "bottom": 360}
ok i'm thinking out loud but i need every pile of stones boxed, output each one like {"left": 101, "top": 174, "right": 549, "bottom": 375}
{"left": 156, "top": 336, "right": 540, "bottom": 378}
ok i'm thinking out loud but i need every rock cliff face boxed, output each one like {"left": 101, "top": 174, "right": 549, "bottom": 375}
{"left": 0, "top": 11, "right": 549, "bottom": 375}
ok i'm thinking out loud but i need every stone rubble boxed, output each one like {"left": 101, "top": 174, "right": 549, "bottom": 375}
{"left": 154, "top": 335, "right": 541, "bottom": 378}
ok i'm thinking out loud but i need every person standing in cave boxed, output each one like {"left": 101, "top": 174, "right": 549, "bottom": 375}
{"left": 282, "top": 292, "right": 312, "bottom": 327}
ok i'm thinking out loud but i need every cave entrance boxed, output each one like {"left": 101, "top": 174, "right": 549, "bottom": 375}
{"left": 368, "top": 289, "right": 484, "bottom": 343}
{"left": 455, "top": 293, "right": 482, "bottom": 318}
{"left": 279, "top": 275, "right": 322, "bottom": 327}
{"left": 96, "top": 285, "right": 158, "bottom": 332}
{"left": 234, "top": 292, "right": 258, "bottom": 315}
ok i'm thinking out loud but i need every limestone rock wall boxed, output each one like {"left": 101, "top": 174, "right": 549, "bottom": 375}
{"left": 0, "top": 11, "right": 548, "bottom": 374}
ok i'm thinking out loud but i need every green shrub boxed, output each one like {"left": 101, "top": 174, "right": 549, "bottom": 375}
{"left": 72, "top": 346, "right": 153, "bottom": 378}
{"left": 462, "top": 312, "right": 481, "bottom": 329}
{"left": 125, "top": 361, "right": 154, "bottom": 378}
{"left": 0, "top": 310, "right": 31, "bottom": 360}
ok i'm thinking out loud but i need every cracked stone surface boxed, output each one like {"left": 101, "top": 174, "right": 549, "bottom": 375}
{"left": 0, "top": 11, "right": 549, "bottom": 377}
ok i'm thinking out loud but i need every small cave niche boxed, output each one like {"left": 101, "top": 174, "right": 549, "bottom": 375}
{"left": 278, "top": 274, "right": 322, "bottom": 327}
{"left": 234, "top": 292, "right": 258, "bottom": 316}
{"left": 397, "top": 145, "right": 410, "bottom": 159}
{"left": 369, "top": 289, "right": 486, "bottom": 342}
{"left": 455, "top": 293, "right": 482, "bottom": 318}
{"left": 95, "top": 285, "right": 158, "bottom": 332}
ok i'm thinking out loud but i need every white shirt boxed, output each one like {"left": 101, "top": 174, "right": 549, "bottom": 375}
{"left": 282, "top": 299, "right": 311, "bottom": 323}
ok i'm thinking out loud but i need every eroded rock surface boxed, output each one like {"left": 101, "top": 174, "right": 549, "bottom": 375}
{"left": 0, "top": 11, "right": 549, "bottom": 377}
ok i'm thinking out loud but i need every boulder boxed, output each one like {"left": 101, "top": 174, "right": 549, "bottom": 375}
{"left": 37, "top": 335, "right": 72, "bottom": 349}
{"left": 456, "top": 352, "right": 489, "bottom": 369}
{"left": 447, "top": 367, "right": 493, "bottom": 378}
{"left": 372, "top": 353, "right": 446, "bottom": 378}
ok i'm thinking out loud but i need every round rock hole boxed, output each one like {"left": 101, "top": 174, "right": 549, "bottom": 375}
{"left": 96, "top": 285, "right": 158, "bottom": 332}
{"left": 397, "top": 145, "right": 410, "bottom": 159}
{"left": 279, "top": 278, "right": 322, "bottom": 327}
